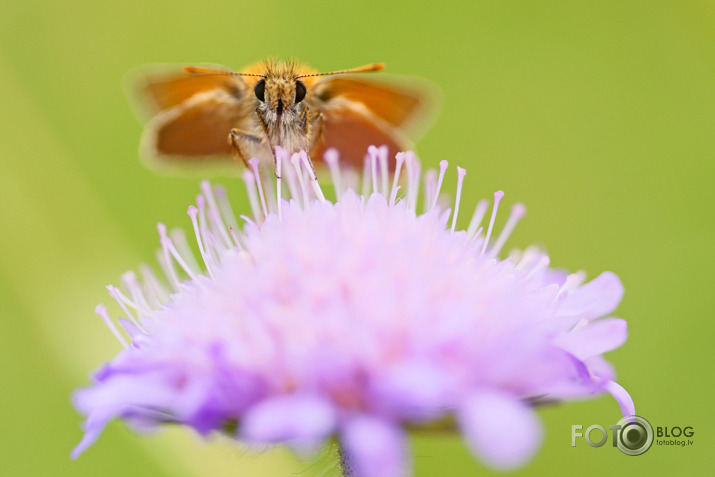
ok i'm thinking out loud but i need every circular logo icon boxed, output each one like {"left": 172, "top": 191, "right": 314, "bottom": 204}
{"left": 615, "top": 415, "right": 653, "bottom": 456}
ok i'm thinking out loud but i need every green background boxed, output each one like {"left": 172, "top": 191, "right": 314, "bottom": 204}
{"left": 1, "top": 0, "right": 711, "bottom": 475}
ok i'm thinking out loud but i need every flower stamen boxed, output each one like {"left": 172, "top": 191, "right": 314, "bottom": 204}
{"left": 361, "top": 154, "right": 371, "bottom": 198}
{"left": 120, "top": 272, "right": 153, "bottom": 320}
{"left": 451, "top": 167, "right": 467, "bottom": 233}
{"left": 187, "top": 205, "right": 214, "bottom": 277}
{"left": 214, "top": 184, "right": 240, "bottom": 232}
{"left": 525, "top": 255, "right": 551, "bottom": 279}
{"left": 200, "top": 181, "right": 234, "bottom": 250}
{"left": 249, "top": 158, "right": 269, "bottom": 219}
{"left": 369, "top": 145, "right": 380, "bottom": 195}
{"left": 556, "top": 271, "right": 587, "bottom": 298}
{"left": 324, "top": 148, "right": 343, "bottom": 202}
{"left": 291, "top": 152, "right": 311, "bottom": 210}
{"left": 277, "top": 148, "right": 300, "bottom": 204}
{"left": 423, "top": 169, "right": 437, "bottom": 214}
{"left": 301, "top": 151, "right": 326, "bottom": 202}
{"left": 481, "top": 190, "right": 505, "bottom": 256}
{"left": 275, "top": 151, "right": 284, "bottom": 219}
{"left": 95, "top": 304, "right": 128, "bottom": 348}
{"left": 489, "top": 203, "right": 526, "bottom": 258}
{"left": 404, "top": 151, "right": 420, "bottom": 213}
{"left": 389, "top": 153, "right": 405, "bottom": 207}
{"left": 242, "top": 169, "right": 262, "bottom": 221}
{"left": 467, "top": 199, "right": 489, "bottom": 238}
{"left": 378, "top": 146, "right": 389, "bottom": 197}
{"left": 432, "top": 160, "right": 449, "bottom": 212}
{"left": 157, "top": 223, "right": 182, "bottom": 287}
{"left": 138, "top": 264, "right": 169, "bottom": 305}
{"left": 106, "top": 285, "right": 145, "bottom": 332}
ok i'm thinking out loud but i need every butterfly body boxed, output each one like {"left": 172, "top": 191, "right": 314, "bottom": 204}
{"left": 134, "top": 59, "right": 432, "bottom": 173}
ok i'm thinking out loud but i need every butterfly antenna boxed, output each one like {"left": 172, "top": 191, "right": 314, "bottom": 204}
{"left": 183, "top": 66, "right": 266, "bottom": 78}
{"left": 296, "top": 63, "right": 385, "bottom": 78}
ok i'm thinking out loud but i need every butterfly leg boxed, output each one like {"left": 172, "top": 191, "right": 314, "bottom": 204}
{"left": 228, "top": 128, "right": 262, "bottom": 168}
{"left": 254, "top": 108, "right": 282, "bottom": 178}
{"left": 300, "top": 107, "right": 318, "bottom": 180}
{"left": 308, "top": 111, "right": 324, "bottom": 154}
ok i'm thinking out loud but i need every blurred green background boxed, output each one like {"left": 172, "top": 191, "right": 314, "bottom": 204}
{"left": 1, "top": 0, "right": 712, "bottom": 475}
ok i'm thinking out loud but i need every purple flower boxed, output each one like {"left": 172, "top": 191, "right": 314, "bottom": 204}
{"left": 73, "top": 146, "right": 633, "bottom": 475}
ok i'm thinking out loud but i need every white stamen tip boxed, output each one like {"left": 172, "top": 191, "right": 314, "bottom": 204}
{"left": 389, "top": 153, "right": 405, "bottom": 207}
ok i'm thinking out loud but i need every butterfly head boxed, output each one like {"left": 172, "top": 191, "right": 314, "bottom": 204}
{"left": 254, "top": 62, "right": 307, "bottom": 117}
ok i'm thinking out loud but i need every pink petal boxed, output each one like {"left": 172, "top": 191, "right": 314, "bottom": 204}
{"left": 559, "top": 272, "right": 624, "bottom": 320}
{"left": 370, "top": 360, "right": 454, "bottom": 421}
{"left": 554, "top": 318, "right": 628, "bottom": 359}
{"left": 70, "top": 414, "right": 106, "bottom": 459}
{"left": 458, "top": 391, "right": 543, "bottom": 470}
{"left": 341, "top": 416, "right": 409, "bottom": 477}
{"left": 240, "top": 394, "right": 336, "bottom": 447}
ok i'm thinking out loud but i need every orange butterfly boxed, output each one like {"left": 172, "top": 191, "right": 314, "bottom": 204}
{"left": 131, "top": 59, "right": 434, "bottom": 175}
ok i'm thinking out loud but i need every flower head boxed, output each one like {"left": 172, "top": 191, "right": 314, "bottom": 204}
{"left": 73, "top": 146, "right": 633, "bottom": 475}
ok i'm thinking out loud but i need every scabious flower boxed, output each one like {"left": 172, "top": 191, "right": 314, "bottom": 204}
{"left": 73, "top": 146, "right": 633, "bottom": 475}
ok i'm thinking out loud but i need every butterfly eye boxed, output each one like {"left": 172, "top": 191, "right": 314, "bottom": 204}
{"left": 254, "top": 79, "right": 266, "bottom": 102}
{"left": 295, "top": 80, "right": 307, "bottom": 103}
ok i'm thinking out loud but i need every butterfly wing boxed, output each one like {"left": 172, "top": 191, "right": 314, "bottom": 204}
{"left": 137, "top": 67, "right": 247, "bottom": 114}
{"left": 311, "top": 102, "right": 411, "bottom": 168}
{"left": 314, "top": 77, "right": 425, "bottom": 128}
{"left": 310, "top": 75, "right": 435, "bottom": 166}
{"left": 142, "top": 90, "right": 251, "bottom": 160}
{"left": 131, "top": 67, "right": 253, "bottom": 170}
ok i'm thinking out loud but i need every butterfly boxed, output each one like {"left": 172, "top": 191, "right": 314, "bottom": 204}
{"left": 131, "top": 59, "right": 434, "bottom": 176}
